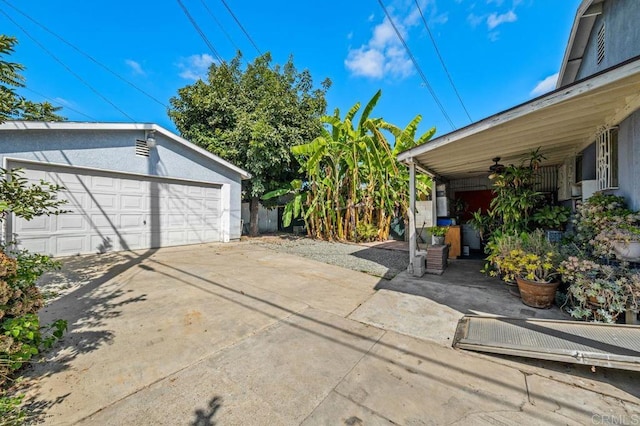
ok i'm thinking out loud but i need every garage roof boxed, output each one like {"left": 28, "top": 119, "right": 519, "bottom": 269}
{"left": 396, "top": 56, "right": 640, "bottom": 180}
{"left": 0, "top": 121, "right": 251, "bottom": 180}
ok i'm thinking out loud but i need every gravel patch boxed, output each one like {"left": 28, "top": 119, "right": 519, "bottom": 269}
{"left": 247, "top": 235, "right": 409, "bottom": 280}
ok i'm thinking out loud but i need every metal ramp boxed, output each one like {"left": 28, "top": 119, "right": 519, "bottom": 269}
{"left": 453, "top": 315, "right": 640, "bottom": 371}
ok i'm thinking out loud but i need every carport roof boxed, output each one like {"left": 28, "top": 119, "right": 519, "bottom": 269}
{"left": 397, "top": 55, "right": 640, "bottom": 180}
{"left": 0, "top": 121, "right": 251, "bottom": 179}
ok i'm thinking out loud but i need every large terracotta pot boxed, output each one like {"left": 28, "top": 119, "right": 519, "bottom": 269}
{"left": 516, "top": 276, "right": 560, "bottom": 309}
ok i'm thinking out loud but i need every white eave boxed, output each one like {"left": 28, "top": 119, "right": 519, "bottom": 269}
{"left": 0, "top": 121, "right": 251, "bottom": 180}
{"left": 397, "top": 55, "right": 640, "bottom": 180}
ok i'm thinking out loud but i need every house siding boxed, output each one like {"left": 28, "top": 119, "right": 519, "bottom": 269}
{"left": 613, "top": 109, "right": 640, "bottom": 211}
{"left": 576, "top": 0, "right": 640, "bottom": 80}
{"left": 0, "top": 129, "right": 243, "bottom": 240}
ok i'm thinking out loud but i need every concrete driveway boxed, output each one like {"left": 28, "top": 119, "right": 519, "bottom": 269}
{"left": 27, "top": 242, "right": 640, "bottom": 425}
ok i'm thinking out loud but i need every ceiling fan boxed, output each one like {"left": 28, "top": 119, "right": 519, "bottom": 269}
{"left": 488, "top": 157, "right": 505, "bottom": 174}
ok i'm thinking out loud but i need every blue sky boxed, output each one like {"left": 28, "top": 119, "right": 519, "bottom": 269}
{"left": 2, "top": 0, "right": 582, "bottom": 139}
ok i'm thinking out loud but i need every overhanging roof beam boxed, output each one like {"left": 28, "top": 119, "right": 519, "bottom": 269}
{"left": 582, "top": 2, "right": 603, "bottom": 17}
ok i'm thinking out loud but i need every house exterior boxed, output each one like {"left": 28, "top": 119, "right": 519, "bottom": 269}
{"left": 397, "top": 0, "right": 640, "bottom": 274}
{"left": 0, "top": 121, "right": 250, "bottom": 257}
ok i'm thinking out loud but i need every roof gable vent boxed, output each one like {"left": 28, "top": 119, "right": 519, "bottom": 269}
{"left": 135, "top": 139, "right": 150, "bottom": 157}
{"left": 597, "top": 23, "right": 605, "bottom": 64}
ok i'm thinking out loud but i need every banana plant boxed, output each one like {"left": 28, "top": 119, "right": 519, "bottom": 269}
{"left": 268, "top": 91, "right": 435, "bottom": 241}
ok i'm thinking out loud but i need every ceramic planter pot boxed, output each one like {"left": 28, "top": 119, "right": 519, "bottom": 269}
{"left": 612, "top": 241, "right": 640, "bottom": 262}
{"left": 516, "top": 276, "right": 560, "bottom": 309}
{"left": 432, "top": 235, "right": 445, "bottom": 245}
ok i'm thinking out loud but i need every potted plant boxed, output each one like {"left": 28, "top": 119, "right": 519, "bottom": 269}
{"left": 468, "top": 209, "right": 494, "bottom": 246}
{"left": 483, "top": 231, "right": 522, "bottom": 285}
{"left": 499, "top": 229, "right": 562, "bottom": 308}
{"left": 561, "top": 256, "right": 640, "bottom": 323}
{"left": 592, "top": 210, "right": 640, "bottom": 261}
{"left": 428, "top": 226, "right": 449, "bottom": 245}
{"left": 532, "top": 205, "right": 571, "bottom": 242}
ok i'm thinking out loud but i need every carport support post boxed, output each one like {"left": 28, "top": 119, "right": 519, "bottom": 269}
{"left": 407, "top": 160, "right": 423, "bottom": 276}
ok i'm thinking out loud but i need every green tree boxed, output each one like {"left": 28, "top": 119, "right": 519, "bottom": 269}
{"left": 169, "top": 52, "right": 330, "bottom": 236}
{"left": 266, "top": 91, "right": 434, "bottom": 241}
{"left": 0, "top": 35, "right": 65, "bottom": 123}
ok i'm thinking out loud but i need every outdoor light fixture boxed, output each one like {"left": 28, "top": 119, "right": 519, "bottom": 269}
{"left": 145, "top": 130, "right": 157, "bottom": 148}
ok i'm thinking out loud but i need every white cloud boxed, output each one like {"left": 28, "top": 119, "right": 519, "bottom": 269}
{"left": 125, "top": 59, "right": 145, "bottom": 76}
{"left": 487, "top": 10, "right": 517, "bottom": 30}
{"left": 467, "top": 13, "right": 484, "bottom": 28}
{"left": 487, "top": 0, "right": 504, "bottom": 5}
{"left": 384, "top": 45, "right": 413, "bottom": 78}
{"left": 368, "top": 13, "right": 375, "bottom": 22}
{"left": 177, "top": 54, "right": 216, "bottom": 81}
{"left": 345, "top": 15, "right": 413, "bottom": 80}
{"left": 345, "top": 48, "right": 386, "bottom": 78}
{"left": 488, "top": 31, "right": 500, "bottom": 42}
{"left": 530, "top": 72, "right": 559, "bottom": 96}
{"left": 344, "top": 1, "right": 450, "bottom": 80}
{"left": 370, "top": 18, "right": 402, "bottom": 49}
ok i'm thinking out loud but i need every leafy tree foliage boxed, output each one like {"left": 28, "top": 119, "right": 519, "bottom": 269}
{"left": 265, "top": 91, "right": 434, "bottom": 242}
{"left": 0, "top": 169, "right": 67, "bottom": 423}
{"left": 169, "top": 52, "right": 330, "bottom": 236}
{"left": 0, "top": 35, "right": 65, "bottom": 123}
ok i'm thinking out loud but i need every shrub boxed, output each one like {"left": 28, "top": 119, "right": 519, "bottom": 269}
{"left": 0, "top": 168, "right": 68, "bottom": 422}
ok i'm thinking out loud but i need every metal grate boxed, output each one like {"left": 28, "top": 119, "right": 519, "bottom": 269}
{"left": 596, "top": 128, "right": 618, "bottom": 190}
{"left": 454, "top": 316, "right": 640, "bottom": 371}
{"left": 597, "top": 23, "right": 605, "bottom": 64}
{"left": 135, "top": 139, "right": 150, "bottom": 157}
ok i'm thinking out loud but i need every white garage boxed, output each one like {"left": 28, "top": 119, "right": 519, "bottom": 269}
{"left": 0, "top": 122, "right": 249, "bottom": 257}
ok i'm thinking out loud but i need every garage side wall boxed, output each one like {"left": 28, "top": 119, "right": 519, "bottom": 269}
{"left": 0, "top": 129, "right": 243, "bottom": 240}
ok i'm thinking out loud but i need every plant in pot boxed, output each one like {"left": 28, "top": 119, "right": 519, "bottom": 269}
{"left": 489, "top": 149, "right": 545, "bottom": 235}
{"left": 428, "top": 226, "right": 449, "bottom": 245}
{"left": 499, "top": 229, "right": 562, "bottom": 308}
{"left": 570, "top": 193, "right": 632, "bottom": 258}
{"left": 561, "top": 256, "right": 640, "bottom": 323}
{"left": 595, "top": 219, "right": 640, "bottom": 262}
{"left": 483, "top": 231, "right": 522, "bottom": 285}
{"left": 468, "top": 209, "right": 495, "bottom": 247}
{"left": 532, "top": 205, "right": 571, "bottom": 242}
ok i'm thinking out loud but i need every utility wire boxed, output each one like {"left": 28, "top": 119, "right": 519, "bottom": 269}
{"left": 0, "top": 0, "right": 169, "bottom": 109}
{"left": 199, "top": 0, "right": 242, "bottom": 54}
{"left": 0, "top": 8, "right": 136, "bottom": 121}
{"left": 219, "top": 0, "right": 262, "bottom": 56}
{"left": 414, "top": 0, "right": 472, "bottom": 122}
{"left": 21, "top": 86, "right": 98, "bottom": 120}
{"left": 376, "top": 0, "right": 456, "bottom": 130}
{"left": 176, "top": 0, "right": 224, "bottom": 63}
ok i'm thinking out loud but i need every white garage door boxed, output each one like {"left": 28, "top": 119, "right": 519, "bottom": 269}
{"left": 11, "top": 163, "right": 222, "bottom": 256}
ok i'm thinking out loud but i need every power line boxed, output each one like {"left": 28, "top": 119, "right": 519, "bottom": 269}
{"left": 0, "top": 8, "right": 136, "bottom": 121}
{"left": 218, "top": 0, "right": 262, "bottom": 56}
{"left": 413, "top": 0, "right": 472, "bottom": 123}
{"left": 21, "top": 86, "right": 98, "bottom": 120}
{"left": 176, "top": 0, "right": 224, "bottom": 63}
{"left": 376, "top": 0, "right": 456, "bottom": 130}
{"left": 199, "top": 0, "right": 242, "bottom": 54}
{"left": 0, "top": 0, "right": 169, "bottom": 109}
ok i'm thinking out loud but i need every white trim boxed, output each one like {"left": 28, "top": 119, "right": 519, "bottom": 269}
{"left": 397, "top": 57, "right": 640, "bottom": 164}
{"left": 0, "top": 121, "right": 251, "bottom": 180}
{"left": 4, "top": 157, "right": 224, "bottom": 188}
{"left": 557, "top": 0, "right": 602, "bottom": 88}
{"left": 220, "top": 184, "right": 231, "bottom": 242}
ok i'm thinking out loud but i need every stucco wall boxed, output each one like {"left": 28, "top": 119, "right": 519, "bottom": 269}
{"left": 613, "top": 109, "right": 640, "bottom": 211}
{"left": 0, "top": 128, "right": 244, "bottom": 240}
{"left": 576, "top": 0, "right": 640, "bottom": 80}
